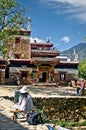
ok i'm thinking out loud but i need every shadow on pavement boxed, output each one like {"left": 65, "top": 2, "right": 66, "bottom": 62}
{"left": 0, "top": 113, "right": 28, "bottom": 130}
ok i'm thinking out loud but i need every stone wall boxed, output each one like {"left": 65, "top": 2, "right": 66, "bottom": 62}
{"left": 21, "top": 39, "right": 31, "bottom": 59}
{"left": 55, "top": 72, "right": 78, "bottom": 86}
{"left": 0, "top": 70, "right": 5, "bottom": 85}
{"left": 33, "top": 97, "right": 86, "bottom": 122}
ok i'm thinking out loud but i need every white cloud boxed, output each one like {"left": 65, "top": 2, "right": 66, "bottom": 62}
{"left": 40, "top": 0, "right": 86, "bottom": 22}
{"left": 41, "top": 0, "right": 86, "bottom": 7}
{"left": 60, "top": 36, "right": 71, "bottom": 43}
{"left": 30, "top": 37, "right": 45, "bottom": 43}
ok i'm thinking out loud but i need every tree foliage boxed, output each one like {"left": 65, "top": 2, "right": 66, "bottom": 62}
{"left": 78, "top": 59, "right": 86, "bottom": 79}
{"left": 0, "top": 0, "right": 27, "bottom": 56}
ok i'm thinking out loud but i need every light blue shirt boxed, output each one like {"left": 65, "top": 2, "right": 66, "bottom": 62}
{"left": 18, "top": 93, "right": 33, "bottom": 113}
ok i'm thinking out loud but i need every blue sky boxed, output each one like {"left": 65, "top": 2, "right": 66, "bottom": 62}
{"left": 18, "top": 0, "right": 86, "bottom": 52}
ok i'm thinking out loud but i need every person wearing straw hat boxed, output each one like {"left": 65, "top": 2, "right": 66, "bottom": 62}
{"left": 14, "top": 86, "right": 33, "bottom": 114}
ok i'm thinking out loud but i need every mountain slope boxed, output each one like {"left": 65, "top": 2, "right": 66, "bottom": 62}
{"left": 61, "top": 43, "right": 86, "bottom": 61}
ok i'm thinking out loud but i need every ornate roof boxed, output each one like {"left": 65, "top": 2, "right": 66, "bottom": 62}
{"left": 31, "top": 43, "right": 53, "bottom": 47}
{"left": 31, "top": 49, "right": 60, "bottom": 57}
{"left": 32, "top": 57, "right": 59, "bottom": 65}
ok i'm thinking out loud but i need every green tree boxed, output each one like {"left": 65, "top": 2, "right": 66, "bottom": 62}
{"left": 0, "top": 0, "right": 27, "bottom": 56}
{"left": 78, "top": 59, "right": 86, "bottom": 79}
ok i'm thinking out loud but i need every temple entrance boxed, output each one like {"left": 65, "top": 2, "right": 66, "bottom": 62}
{"left": 21, "top": 71, "right": 27, "bottom": 84}
{"left": 42, "top": 72, "right": 46, "bottom": 82}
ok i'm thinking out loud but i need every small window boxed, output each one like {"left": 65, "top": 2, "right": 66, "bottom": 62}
{"left": 60, "top": 73, "right": 65, "bottom": 81}
{"left": 14, "top": 54, "right": 20, "bottom": 59}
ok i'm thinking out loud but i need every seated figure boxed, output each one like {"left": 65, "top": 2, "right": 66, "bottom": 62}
{"left": 14, "top": 86, "right": 33, "bottom": 114}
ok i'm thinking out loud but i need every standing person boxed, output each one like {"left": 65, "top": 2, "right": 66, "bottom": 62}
{"left": 14, "top": 86, "right": 33, "bottom": 114}
{"left": 77, "top": 79, "right": 85, "bottom": 96}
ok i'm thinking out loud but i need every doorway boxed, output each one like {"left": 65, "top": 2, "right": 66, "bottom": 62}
{"left": 42, "top": 72, "right": 46, "bottom": 82}
{"left": 21, "top": 72, "right": 27, "bottom": 84}
{"left": 5, "top": 65, "right": 9, "bottom": 79}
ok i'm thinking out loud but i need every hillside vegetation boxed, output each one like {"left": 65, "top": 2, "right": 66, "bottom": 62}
{"left": 62, "top": 43, "right": 86, "bottom": 62}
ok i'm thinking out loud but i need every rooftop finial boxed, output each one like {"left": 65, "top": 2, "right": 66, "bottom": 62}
{"left": 47, "top": 37, "right": 51, "bottom": 43}
{"left": 73, "top": 49, "right": 78, "bottom": 62}
{"left": 27, "top": 17, "right": 31, "bottom": 30}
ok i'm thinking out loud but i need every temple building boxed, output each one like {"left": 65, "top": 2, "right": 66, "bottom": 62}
{"left": 0, "top": 19, "right": 78, "bottom": 86}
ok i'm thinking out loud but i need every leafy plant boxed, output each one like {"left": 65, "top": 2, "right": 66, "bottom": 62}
{"left": 38, "top": 106, "right": 86, "bottom": 127}
{"left": 0, "top": 0, "right": 27, "bottom": 56}
{"left": 78, "top": 59, "right": 86, "bottom": 79}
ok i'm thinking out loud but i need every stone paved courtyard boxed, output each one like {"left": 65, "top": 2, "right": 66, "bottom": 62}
{"left": 0, "top": 85, "right": 86, "bottom": 130}
{"left": 0, "top": 85, "right": 78, "bottom": 98}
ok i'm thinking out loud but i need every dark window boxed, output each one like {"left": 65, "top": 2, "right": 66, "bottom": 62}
{"left": 14, "top": 54, "right": 20, "bottom": 59}
{"left": 5, "top": 65, "right": 9, "bottom": 79}
{"left": 22, "top": 72, "right": 27, "bottom": 78}
{"left": 15, "top": 37, "right": 20, "bottom": 44}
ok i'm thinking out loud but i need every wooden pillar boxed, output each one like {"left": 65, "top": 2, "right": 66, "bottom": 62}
{"left": 36, "top": 65, "right": 39, "bottom": 82}
{"left": 52, "top": 66, "right": 55, "bottom": 82}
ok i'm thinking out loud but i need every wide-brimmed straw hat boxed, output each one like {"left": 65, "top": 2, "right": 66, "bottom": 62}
{"left": 20, "top": 86, "right": 28, "bottom": 93}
